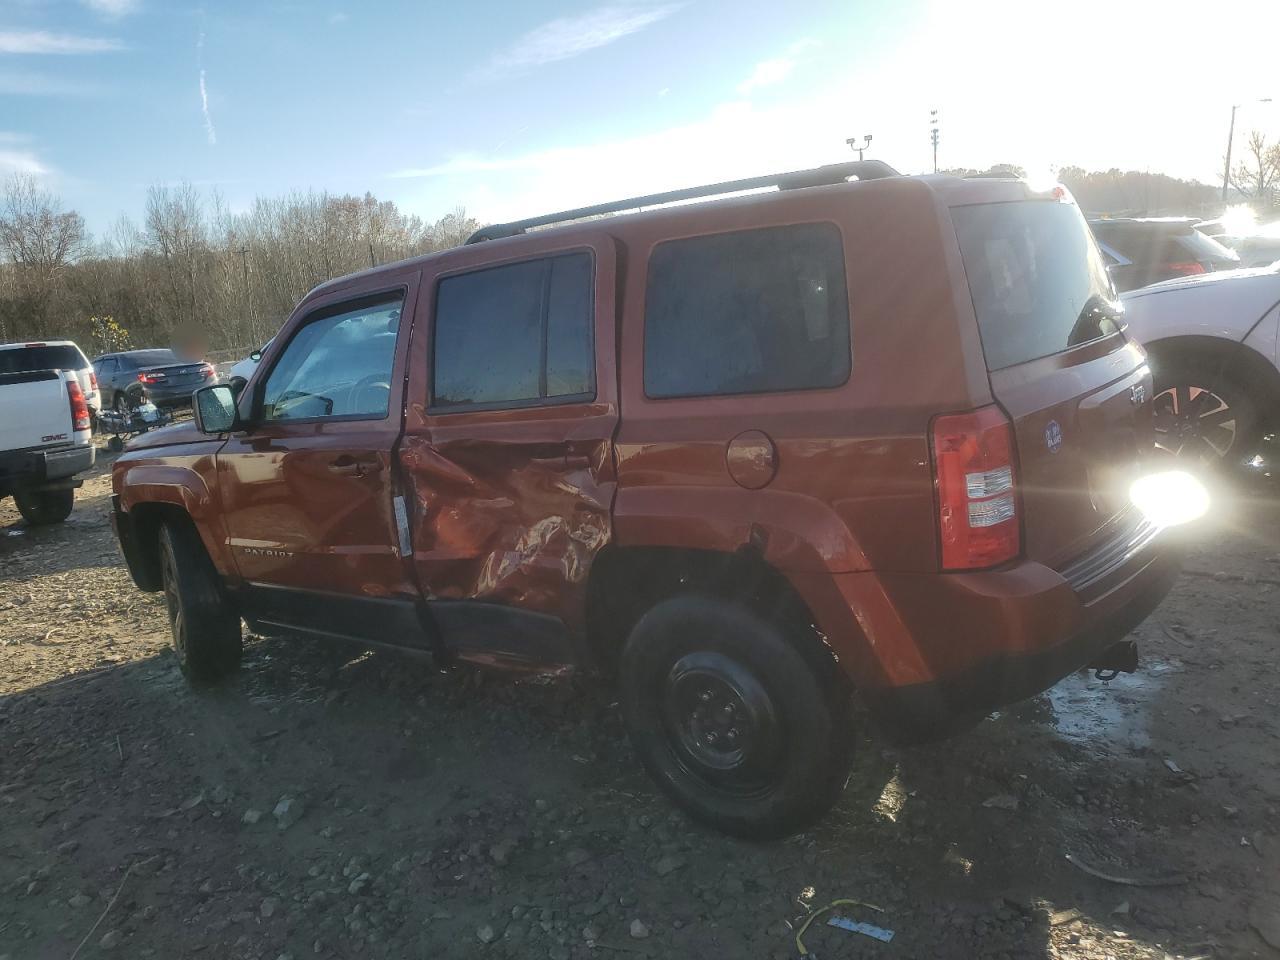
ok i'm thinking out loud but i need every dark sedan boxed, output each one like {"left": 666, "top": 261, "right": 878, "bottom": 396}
{"left": 1089, "top": 217, "right": 1240, "bottom": 292}
{"left": 93, "top": 349, "right": 217, "bottom": 411}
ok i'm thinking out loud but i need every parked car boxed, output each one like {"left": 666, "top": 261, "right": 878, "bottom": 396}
{"left": 228, "top": 336, "right": 275, "bottom": 389}
{"left": 108, "top": 162, "right": 1180, "bottom": 838}
{"left": 0, "top": 340, "right": 101, "bottom": 424}
{"left": 1, "top": 367, "right": 94, "bottom": 523}
{"left": 1090, "top": 217, "right": 1240, "bottom": 292}
{"left": 1121, "top": 262, "right": 1280, "bottom": 465}
{"left": 93, "top": 349, "right": 217, "bottom": 412}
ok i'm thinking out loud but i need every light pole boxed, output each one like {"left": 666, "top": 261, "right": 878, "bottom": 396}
{"left": 1223, "top": 98, "right": 1273, "bottom": 202}
{"left": 930, "top": 108, "right": 939, "bottom": 173}
{"left": 845, "top": 134, "right": 872, "bottom": 161}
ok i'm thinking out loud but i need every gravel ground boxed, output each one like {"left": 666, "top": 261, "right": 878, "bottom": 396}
{"left": 2, "top": 443, "right": 1279, "bottom": 960}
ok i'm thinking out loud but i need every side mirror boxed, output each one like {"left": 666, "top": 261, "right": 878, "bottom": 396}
{"left": 193, "top": 383, "right": 240, "bottom": 434}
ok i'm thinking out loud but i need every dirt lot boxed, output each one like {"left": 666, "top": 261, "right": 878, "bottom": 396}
{"left": 2, "top": 443, "right": 1279, "bottom": 960}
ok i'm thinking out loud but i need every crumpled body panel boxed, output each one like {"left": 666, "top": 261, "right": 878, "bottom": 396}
{"left": 399, "top": 429, "right": 614, "bottom": 633}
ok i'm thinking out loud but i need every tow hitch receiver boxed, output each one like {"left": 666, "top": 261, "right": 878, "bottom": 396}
{"left": 1090, "top": 640, "right": 1138, "bottom": 682}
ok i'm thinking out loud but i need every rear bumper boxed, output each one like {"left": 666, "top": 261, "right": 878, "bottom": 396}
{"left": 0, "top": 442, "right": 94, "bottom": 489}
{"left": 862, "top": 550, "right": 1180, "bottom": 742}
{"left": 790, "top": 524, "right": 1182, "bottom": 743}
{"left": 143, "top": 380, "right": 210, "bottom": 407}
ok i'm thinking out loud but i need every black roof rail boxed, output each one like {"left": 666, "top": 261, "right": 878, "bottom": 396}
{"left": 465, "top": 159, "right": 900, "bottom": 244}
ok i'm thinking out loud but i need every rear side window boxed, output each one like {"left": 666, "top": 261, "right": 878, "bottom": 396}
{"left": 954, "top": 201, "right": 1121, "bottom": 370}
{"left": 0, "top": 344, "right": 87, "bottom": 375}
{"left": 432, "top": 252, "right": 594, "bottom": 409}
{"left": 644, "top": 224, "right": 850, "bottom": 398}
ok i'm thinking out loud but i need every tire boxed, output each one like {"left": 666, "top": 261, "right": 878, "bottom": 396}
{"left": 158, "top": 520, "right": 242, "bottom": 683}
{"left": 106, "top": 435, "right": 124, "bottom": 453}
{"left": 1153, "top": 358, "right": 1262, "bottom": 466}
{"left": 14, "top": 488, "right": 74, "bottom": 525}
{"left": 620, "top": 595, "right": 852, "bottom": 839}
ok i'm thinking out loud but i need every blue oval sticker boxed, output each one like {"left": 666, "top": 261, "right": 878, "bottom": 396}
{"left": 1045, "top": 420, "right": 1063, "bottom": 453}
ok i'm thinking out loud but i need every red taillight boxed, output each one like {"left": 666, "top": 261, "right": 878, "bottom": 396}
{"left": 1168, "top": 261, "right": 1207, "bottom": 276}
{"left": 200, "top": 363, "right": 215, "bottom": 379}
{"left": 67, "top": 380, "right": 91, "bottom": 432}
{"left": 930, "top": 405, "right": 1021, "bottom": 571}
{"left": 137, "top": 371, "right": 165, "bottom": 384}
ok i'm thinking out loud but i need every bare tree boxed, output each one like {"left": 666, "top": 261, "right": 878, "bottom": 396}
{"left": 0, "top": 175, "right": 87, "bottom": 279}
{"left": 0, "top": 175, "right": 87, "bottom": 340}
{"left": 0, "top": 178, "right": 480, "bottom": 350}
{"left": 1229, "top": 130, "right": 1280, "bottom": 203}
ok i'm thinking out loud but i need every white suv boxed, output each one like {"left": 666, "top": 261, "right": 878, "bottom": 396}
{"left": 1121, "top": 263, "right": 1280, "bottom": 465}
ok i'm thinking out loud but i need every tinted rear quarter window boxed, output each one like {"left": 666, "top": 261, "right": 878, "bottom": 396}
{"left": 954, "top": 201, "right": 1121, "bottom": 370}
{"left": 0, "top": 344, "right": 87, "bottom": 375}
{"left": 643, "top": 223, "right": 850, "bottom": 398}
{"left": 432, "top": 252, "right": 594, "bottom": 409}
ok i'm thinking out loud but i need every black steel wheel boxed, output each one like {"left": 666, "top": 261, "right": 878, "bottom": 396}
{"left": 621, "top": 595, "right": 852, "bottom": 839}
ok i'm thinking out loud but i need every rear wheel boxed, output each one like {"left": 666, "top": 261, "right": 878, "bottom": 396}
{"left": 620, "top": 595, "right": 852, "bottom": 839}
{"left": 158, "top": 521, "right": 242, "bottom": 682}
{"left": 14, "top": 488, "right": 74, "bottom": 525}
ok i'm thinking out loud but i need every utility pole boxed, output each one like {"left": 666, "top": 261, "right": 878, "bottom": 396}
{"left": 1224, "top": 98, "right": 1273, "bottom": 203}
{"left": 845, "top": 134, "right": 872, "bottom": 161}
{"left": 930, "top": 109, "right": 940, "bottom": 173}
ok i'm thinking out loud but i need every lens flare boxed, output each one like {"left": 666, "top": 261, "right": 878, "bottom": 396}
{"left": 1129, "top": 470, "right": 1210, "bottom": 528}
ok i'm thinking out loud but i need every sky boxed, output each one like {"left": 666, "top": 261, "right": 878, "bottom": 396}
{"left": 2, "top": 0, "right": 1279, "bottom": 236}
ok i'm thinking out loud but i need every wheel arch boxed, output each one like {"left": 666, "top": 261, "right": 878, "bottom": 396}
{"left": 124, "top": 501, "right": 203, "bottom": 592}
{"left": 584, "top": 544, "right": 854, "bottom": 699}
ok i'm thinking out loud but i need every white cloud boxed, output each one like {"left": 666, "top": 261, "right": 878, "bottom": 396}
{"left": 0, "top": 30, "right": 123, "bottom": 54}
{"left": 328, "top": 12, "right": 349, "bottom": 25}
{"left": 0, "top": 148, "right": 49, "bottom": 177}
{"left": 737, "top": 57, "right": 794, "bottom": 94}
{"left": 478, "top": 4, "right": 680, "bottom": 79}
{"left": 199, "top": 69, "right": 216, "bottom": 145}
{"left": 737, "top": 39, "right": 817, "bottom": 95}
{"left": 81, "top": 0, "right": 141, "bottom": 17}
{"left": 388, "top": 99, "right": 848, "bottom": 224}
{"left": 0, "top": 70, "right": 103, "bottom": 97}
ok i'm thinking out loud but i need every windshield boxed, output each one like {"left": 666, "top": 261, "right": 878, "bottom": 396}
{"left": 953, "top": 200, "right": 1123, "bottom": 370}
{"left": 0, "top": 344, "right": 87, "bottom": 375}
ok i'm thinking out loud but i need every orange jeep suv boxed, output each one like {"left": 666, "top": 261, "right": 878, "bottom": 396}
{"left": 110, "top": 161, "right": 1180, "bottom": 837}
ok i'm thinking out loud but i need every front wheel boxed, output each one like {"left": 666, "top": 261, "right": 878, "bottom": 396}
{"left": 620, "top": 596, "right": 852, "bottom": 839}
{"left": 1153, "top": 359, "right": 1261, "bottom": 466}
{"left": 158, "top": 521, "right": 242, "bottom": 682}
{"left": 14, "top": 488, "right": 74, "bottom": 525}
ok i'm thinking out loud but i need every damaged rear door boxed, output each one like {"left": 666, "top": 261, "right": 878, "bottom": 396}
{"left": 398, "top": 236, "right": 619, "bottom": 669}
